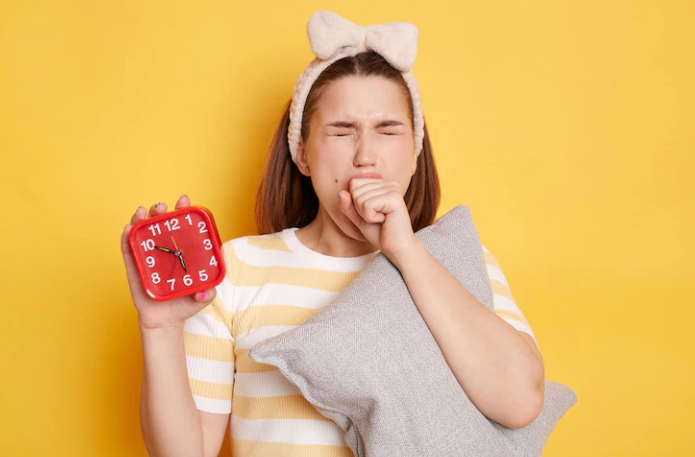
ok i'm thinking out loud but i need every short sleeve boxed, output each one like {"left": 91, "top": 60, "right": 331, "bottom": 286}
{"left": 182, "top": 238, "right": 244, "bottom": 414}
{"left": 482, "top": 244, "right": 539, "bottom": 349}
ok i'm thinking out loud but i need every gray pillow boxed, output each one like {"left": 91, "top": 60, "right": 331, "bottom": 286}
{"left": 248, "top": 205, "right": 577, "bottom": 457}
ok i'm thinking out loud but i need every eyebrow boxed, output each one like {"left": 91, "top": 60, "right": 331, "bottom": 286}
{"left": 324, "top": 119, "right": 405, "bottom": 128}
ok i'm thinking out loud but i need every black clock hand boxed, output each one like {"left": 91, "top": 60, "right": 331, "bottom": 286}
{"left": 154, "top": 246, "right": 177, "bottom": 254}
{"left": 178, "top": 253, "right": 187, "bottom": 272}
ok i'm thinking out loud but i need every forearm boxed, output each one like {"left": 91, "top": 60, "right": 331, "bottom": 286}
{"left": 391, "top": 242, "right": 544, "bottom": 429}
{"left": 139, "top": 325, "right": 204, "bottom": 457}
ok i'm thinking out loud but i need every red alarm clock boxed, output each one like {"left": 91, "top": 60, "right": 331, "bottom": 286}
{"left": 128, "top": 205, "right": 227, "bottom": 301}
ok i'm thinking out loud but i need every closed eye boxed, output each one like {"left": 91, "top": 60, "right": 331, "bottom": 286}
{"left": 331, "top": 132, "right": 399, "bottom": 136}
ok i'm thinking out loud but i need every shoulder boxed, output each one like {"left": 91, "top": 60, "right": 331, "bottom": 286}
{"left": 220, "top": 229, "right": 290, "bottom": 264}
{"left": 480, "top": 243, "right": 500, "bottom": 269}
{"left": 480, "top": 243, "right": 512, "bottom": 292}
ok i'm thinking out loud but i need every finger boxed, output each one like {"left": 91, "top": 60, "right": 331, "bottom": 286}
{"left": 352, "top": 185, "right": 397, "bottom": 203}
{"left": 338, "top": 190, "right": 363, "bottom": 228}
{"left": 348, "top": 181, "right": 381, "bottom": 201}
{"left": 148, "top": 202, "right": 167, "bottom": 218}
{"left": 121, "top": 223, "right": 147, "bottom": 298}
{"left": 348, "top": 177, "right": 383, "bottom": 194}
{"left": 193, "top": 286, "right": 217, "bottom": 303}
{"left": 131, "top": 206, "right": 146, "bottom": 225}
{"left": 350, "top": 181, "right": 398, "bottom": 202}
{"left": 182, "top": 287, "right": 217, "bottom": 312}
{"left": 353, "top": 188, "right": 392, "bottom": 222}
{"left": 175, "top": 194, "right": 190, "bottom": 210}
{"left": 121, "top": 224, "right": 137, "bottom": 272}
{"left": 360, "top": 193, "right": 395, "bottom": 223}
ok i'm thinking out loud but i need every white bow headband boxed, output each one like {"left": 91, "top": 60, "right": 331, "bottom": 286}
{"left": 287, "top": 10, "right": 425, "bottom": 165}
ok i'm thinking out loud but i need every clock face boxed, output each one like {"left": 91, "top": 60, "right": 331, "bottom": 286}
{"left": 129, "top": 207, "right": 226, "bottom": 300}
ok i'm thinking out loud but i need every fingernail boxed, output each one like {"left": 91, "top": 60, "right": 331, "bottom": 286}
{"left": 137, "top": 206, "right": 145, "bottom": 211}
{"left": 156, "top": 202, "right": 162, "bottom": 207}
{"left": 196, "top": 290, "right": 206, "bottom": 300}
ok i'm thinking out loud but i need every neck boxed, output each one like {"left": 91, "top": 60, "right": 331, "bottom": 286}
{"left": 295, "top": 205, "right": 379, "bottom": 258}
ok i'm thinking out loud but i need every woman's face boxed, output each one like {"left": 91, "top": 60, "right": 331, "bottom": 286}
{"left": 297, "top": 75, "right": 417, "bottom": 239}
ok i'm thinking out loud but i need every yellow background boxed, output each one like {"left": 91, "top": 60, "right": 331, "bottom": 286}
{"left": 1, "top": 0, "right": 693, "bottom": 455}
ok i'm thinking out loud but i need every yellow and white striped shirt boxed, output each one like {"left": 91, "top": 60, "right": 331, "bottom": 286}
{"left": 183, "top": 227, "right": 538, "bottom": 456}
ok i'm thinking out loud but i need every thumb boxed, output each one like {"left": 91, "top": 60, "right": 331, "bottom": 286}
{"left": 338, "top": 190, "right": 362, "bottom": 228}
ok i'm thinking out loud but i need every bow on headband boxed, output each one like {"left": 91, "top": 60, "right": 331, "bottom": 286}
{"left": 287, "top": 10, "right": 425, "bottom": 164}
{"left": 306, "top": 10, "right": 419, "bottom": 72}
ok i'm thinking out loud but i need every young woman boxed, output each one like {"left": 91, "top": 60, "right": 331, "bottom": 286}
{"left": 120, "top": 11, "right": 543, "bottom": 457}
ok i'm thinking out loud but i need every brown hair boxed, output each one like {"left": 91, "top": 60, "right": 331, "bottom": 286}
{"left": 255, "top": 51, "right": 440, "bottom": 235}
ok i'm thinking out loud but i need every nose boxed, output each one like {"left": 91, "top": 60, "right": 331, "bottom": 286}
{"left": 353, "top": 132, "right": 377, "bottom": 167}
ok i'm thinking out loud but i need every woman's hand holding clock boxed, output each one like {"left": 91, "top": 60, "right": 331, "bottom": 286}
{"left": 121, "top": 195, "right": 219, "bottom": 331}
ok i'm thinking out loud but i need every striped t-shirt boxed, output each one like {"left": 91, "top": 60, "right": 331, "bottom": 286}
{"left": 183, "top": 227, "right": 538, "bottom": 456}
